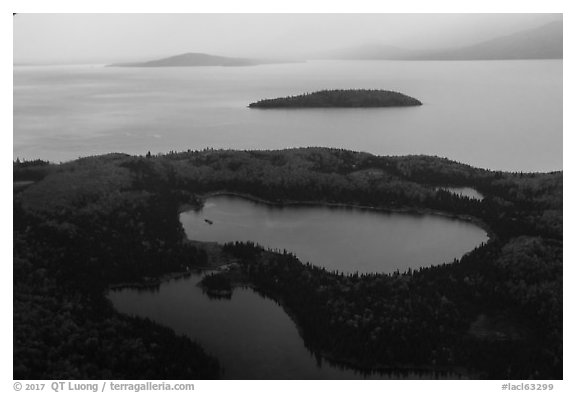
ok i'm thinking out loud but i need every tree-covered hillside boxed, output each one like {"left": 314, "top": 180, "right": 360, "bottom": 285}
{"left": 13, "top": 148, "right": 562, "bottom": 379}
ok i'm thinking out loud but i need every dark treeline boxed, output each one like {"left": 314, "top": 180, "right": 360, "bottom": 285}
{"left": 14, "top": 158, "right": 51, "bottom": 168}
{"left": 14, "top": 158, "right": 53, "bottom": 181}
{"left": 248, "top": 89, "right": 423, "bottom": 108}
{"left": 156, "top": 148, "right": 561, "bottom": 241}
{"left": 14, "top": 155, "right": 219, "bottom": 379}
{"left": 14, "top": 147, "right": 561, "bottom": 379}
{"left": 221, "top": 236, "right": 560, "bottom": 379}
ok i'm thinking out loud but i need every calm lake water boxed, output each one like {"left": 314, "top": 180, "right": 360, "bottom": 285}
{"left": 181, "top": 196, "right": 489, "bottom": 274}
{"left": 108, "top": 274, "right": 464, "bottom": 379}
{"left": 110, "top": 197, "right": 483, "bottom": 378}
{"left": 14, "top": 60, "right": 561, "bottom": 172}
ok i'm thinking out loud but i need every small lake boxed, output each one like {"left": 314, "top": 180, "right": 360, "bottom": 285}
{"left": 180, "top": 195, "right": 489, "bottom": 274}
{"left": 109, "top": 273, "right": 465, "bottom": 379}
{"left": 109, "top": 195, "right": 486, "bottom": 379}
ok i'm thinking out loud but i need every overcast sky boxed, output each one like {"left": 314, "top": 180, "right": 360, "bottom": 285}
{"left": 14, "top": 13, "right": 562, "bottom": 64}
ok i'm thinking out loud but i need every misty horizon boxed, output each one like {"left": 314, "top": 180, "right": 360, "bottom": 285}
{"left": 14, "top": 13, "right": 562, "bottom": 65}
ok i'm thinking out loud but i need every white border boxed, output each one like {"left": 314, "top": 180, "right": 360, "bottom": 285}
{"left": 4, "top": 2, "right": 572, "bottom": 392}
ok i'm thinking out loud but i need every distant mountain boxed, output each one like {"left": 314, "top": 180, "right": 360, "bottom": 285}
{"left": 426, "top": 21, "right": 562, "bottom": 60}
{"left": 108, "top": 52, "right": 299, "bottom": 67}
{"left": 318, "top": 21, "right": 562, "bottom": 61}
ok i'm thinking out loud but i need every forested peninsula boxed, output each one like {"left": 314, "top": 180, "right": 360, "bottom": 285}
{"left": 248, "top": 89, "right": 422, "bottom": 108}
{"left": 14, "top": 148, "right": 562, "bottom": 379}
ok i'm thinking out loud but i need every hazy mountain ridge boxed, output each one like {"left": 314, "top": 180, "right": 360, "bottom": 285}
{"left": 427, "top": 21, "right": 562, "bottom": 60}
{"left": 319, "top": 21, "right": 562, "bottom": 61}
{"left": 107, "top": 21, "right": 562, "bottom": 67}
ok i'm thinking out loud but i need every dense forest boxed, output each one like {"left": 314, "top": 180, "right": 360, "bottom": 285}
{"left": 248, "top": 89, "right": 423, "bottom": 108}
{"left": 13, "top": 147, "right": 562, "bottom": 379}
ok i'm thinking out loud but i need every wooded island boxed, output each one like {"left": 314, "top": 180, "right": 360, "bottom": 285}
{"left": 248, "top": 89, "right": 422, "bottom": 108}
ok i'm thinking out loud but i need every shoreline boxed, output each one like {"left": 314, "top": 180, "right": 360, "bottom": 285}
{"left": 193, "top": 259, "right": 472, "bottom": 379}
{"left": 107, "top": 242, "right": 237, "bottom": 292}
{"left": 110, "top": 188, "right": 498, "bottom": 376}
{"left": 110, "top": 260, "right": 470, "bottom": 378}
{"left": 190, "top": 190, "right": 497, "bottom": 241}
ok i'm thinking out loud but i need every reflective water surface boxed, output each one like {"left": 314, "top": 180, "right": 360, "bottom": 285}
{"left": 109, "top": 196, "right": 486, "bottom": 379}
{"left": 109, "top": 273, "right": 466, "bottom": 379}
{"left": 14, "top": 60, "right": 562, "bottom": 172}
{"left": 180, "top": 196, "right": 489, "bottom": 274}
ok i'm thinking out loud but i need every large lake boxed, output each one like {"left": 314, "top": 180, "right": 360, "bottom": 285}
{"left": 180, "top": 196, "right": 489, "bottom": 274}
{"left": 110, "top": 196, "right": 485, "bottom": 378}
{"left": 14, "top": 60, "right": 561, "bottom": 172}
